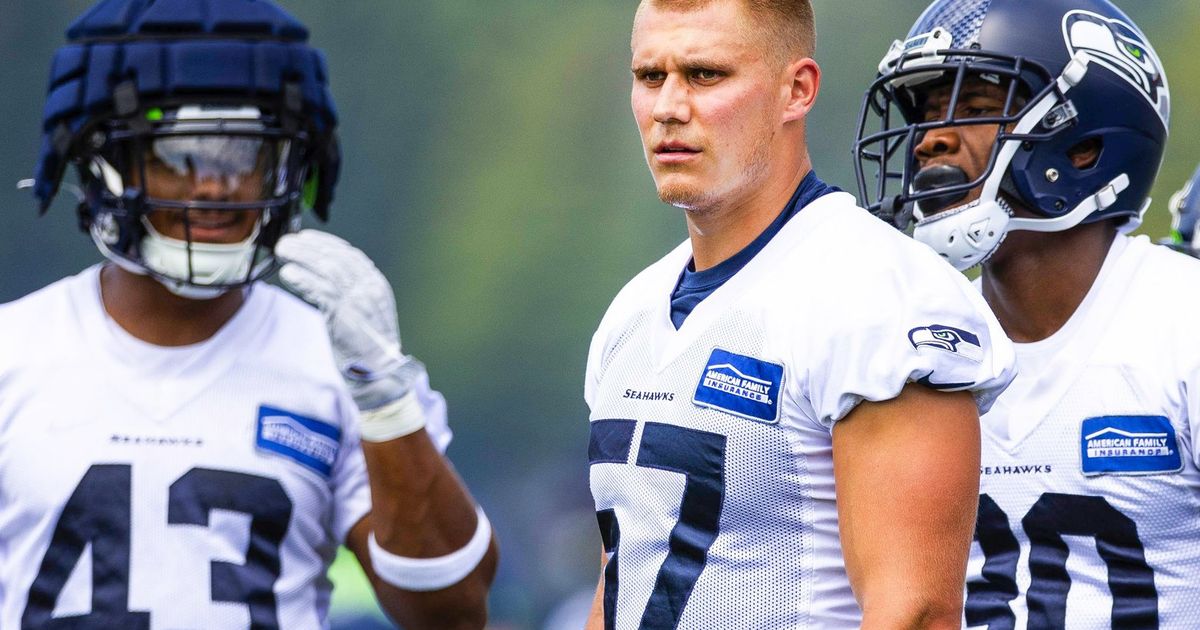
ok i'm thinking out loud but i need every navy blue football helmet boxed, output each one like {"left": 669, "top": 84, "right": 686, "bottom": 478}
{"left": 32, "top": 0, "right": 341, "bottom": 298}
{"left": 1161, "top": 162, "right": 1200, "bottom": 256}
{"left": 854, "top": 0, "right": 1169, "bottom": 270}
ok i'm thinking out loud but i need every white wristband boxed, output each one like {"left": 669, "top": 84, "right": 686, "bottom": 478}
{"left": 367, "top": 505, "right": 492, "bottom": 592}
{"left": 359, "top": 389, "right": 426, "bottom": 442}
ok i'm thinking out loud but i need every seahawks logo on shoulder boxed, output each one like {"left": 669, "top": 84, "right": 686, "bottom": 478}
{"left": 1063, "top": 9, "right": 1169, "bottom": 126}
{"left": 908, "top": 324, "right": 983, "bottom": 362}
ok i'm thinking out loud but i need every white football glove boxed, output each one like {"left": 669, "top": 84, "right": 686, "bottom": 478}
{"left": 276, "top": 230, "right": 427, "bottom": 441}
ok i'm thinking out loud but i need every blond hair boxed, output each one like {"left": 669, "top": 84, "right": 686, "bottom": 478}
{"left": 638, "top": 0, "right": 816, "bottom": 59}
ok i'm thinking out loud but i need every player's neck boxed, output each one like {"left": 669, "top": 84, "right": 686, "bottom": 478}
{"left": 99, "top": 264, "right": 247, "bottom": 347}
{"left": 686, "top": 157, "right": 811, "bottom": 271}
{"left": 980, "top": 222, "right": 1117, "bottom": 344}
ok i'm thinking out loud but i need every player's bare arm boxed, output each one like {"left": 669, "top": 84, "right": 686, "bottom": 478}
{"left": 345, "top": 436, "right": 498, "bottom": 629}
{"left": 583, "top": 549, "right": 606, "bottom": 630}
{"left": 277, "top": 231, "right": 498, "bottom": 628}
{"left": 833, "top": 384, "right": 980, "bottom": 629}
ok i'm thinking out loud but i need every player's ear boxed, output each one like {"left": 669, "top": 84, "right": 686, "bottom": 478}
{"left": 782, "top": 57, "right": 820, "bottom": 124}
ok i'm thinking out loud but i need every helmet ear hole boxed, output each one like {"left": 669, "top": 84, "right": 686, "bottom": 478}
{"left": 1068, "top": 137, "right": 1102, "bottom": 171}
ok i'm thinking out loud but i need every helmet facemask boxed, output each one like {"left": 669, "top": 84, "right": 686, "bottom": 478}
{"left": 855, "top": 33, "right": 1098, "bottom": 269}
{"left": 854, "top": 9, "right": 1159, "bottom": 270}
{"left": 79, "top": 105, "right": 311, "bottom": 299}
{"left": 32, "top": 0, "right": 342, "bottom": 293}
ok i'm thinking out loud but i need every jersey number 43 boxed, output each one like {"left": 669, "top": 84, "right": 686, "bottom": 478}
{"left": 22, "top": 464, "right": 292, "bottom": 630}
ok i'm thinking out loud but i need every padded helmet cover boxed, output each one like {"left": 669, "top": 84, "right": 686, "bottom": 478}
{"left": 33, "top": 0, "right": 340, "bottom": 219}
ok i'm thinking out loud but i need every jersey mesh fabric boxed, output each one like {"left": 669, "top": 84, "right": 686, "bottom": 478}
{"left": 969, "top": 236, "right": 1200, "bottom": 629}
{"left": 590, "top": 308, "right": 815, "bottom": 629}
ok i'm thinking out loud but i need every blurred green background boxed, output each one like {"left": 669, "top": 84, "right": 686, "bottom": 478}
{"left": 0, "top": 2, "right": 1195, "bottom": 628}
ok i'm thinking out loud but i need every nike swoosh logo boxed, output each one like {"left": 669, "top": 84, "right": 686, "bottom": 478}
{"left": 916, "top": 373, "right": 974, "bottom": 391}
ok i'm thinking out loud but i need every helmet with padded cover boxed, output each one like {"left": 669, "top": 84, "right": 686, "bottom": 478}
{"left": 32, "top": 0, "right": 341, "bottom": 298}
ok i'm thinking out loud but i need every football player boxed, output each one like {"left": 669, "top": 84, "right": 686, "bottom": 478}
{"left": 1160, "top": 163, "right": 1200, "bottom": 256}
{"left": 855, "top": 0, "right": 1200, "bottom": 627}
{"left": 0, "top": 1, "right": 496, "bottom": 628}
{"left": 584, "top": 0, "right": 1016, "bottom": 627}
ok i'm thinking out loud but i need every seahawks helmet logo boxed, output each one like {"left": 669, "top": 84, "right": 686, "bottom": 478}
{"left": 1063, "top": 10, "right": 1169, "bottom": 127}
{"left": 908, "top": 324, "right": 983, "bottom": 362}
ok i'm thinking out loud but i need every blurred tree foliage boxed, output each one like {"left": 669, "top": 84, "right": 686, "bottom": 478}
{"left": 1, "top": 2, "right": 1195, "bottom": 627}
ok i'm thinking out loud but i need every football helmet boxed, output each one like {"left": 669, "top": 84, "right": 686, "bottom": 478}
{"left": 1161, "top": 162, "right": 1200, "bottom": 256}
{"left": 32, "top": 0, "right": 341, "bottom": 298}
{"left": 854, "top": 0, "right": 1169, "bottom": 270}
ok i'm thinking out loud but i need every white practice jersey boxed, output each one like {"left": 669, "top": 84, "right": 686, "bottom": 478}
{"left": 586, "top": 192, "right": 1016, "bottom": 629}
{"left": 0, "top": 266, "right": 451, "bottom": 630}
{"left": 966, "top": 235, "right": 1200, "bottom": 630}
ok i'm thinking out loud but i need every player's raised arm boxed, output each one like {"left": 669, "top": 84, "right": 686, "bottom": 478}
{"left": 833, "top": 384, "right": 980, "bottom": 629}
{"left": 277, "top": 230, "right": 497, "bottom": 629}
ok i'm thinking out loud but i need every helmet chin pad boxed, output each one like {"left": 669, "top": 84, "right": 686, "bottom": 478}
{"left": 914, "top": 197, "right": 1012, "bottom": 271}
{"left": 138, "top": 216, "right": 264, "bottom": 295}
{"left": 87, "top": 218, "right": 236, "bottom": 300}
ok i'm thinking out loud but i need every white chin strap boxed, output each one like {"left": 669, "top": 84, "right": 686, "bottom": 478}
{"left": 913, "top": 51, "right": 1132, "bottom": 271}
{"left": 138, "top": 217, "right": 262, "bottom": 300}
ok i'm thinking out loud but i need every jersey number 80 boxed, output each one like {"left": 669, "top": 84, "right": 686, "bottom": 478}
{"left": 967, "top": 492, "right": 1158, "bottom": 629}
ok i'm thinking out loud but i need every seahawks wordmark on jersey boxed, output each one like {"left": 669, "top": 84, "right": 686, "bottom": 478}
{"left": 586, "top": 192, "right": 1015, "bottom": 629}
{"left": 967, "top": 235, "right": 1200, "bottom": 630}
{"left": 0, "top": 266, "right": 451, "bottom": 629}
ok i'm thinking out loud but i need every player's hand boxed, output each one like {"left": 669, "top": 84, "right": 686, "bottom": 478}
{"left": 275, "top": 230, "right": 421, "bottom": 412}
